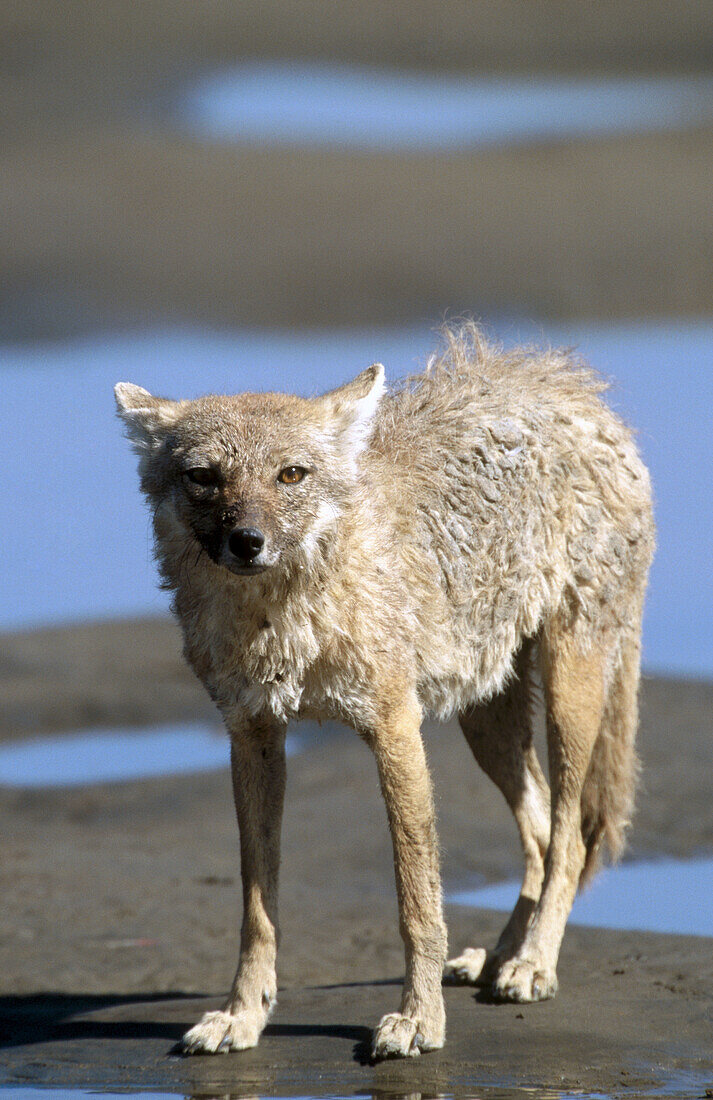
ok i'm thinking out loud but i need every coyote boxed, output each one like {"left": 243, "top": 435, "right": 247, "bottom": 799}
{"left": 116, "top": 323, "right": 653, "bottom": 1060}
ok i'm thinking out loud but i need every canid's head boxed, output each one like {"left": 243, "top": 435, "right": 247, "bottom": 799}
{"left": 115, "top": 365, "right": 385, "bottom": 579}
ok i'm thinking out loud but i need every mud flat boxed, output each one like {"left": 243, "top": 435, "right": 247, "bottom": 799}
{"left": 3, "top": 3, "right": 713, "bottom": 335}
{"left": 4, "top": 127, "right": 713, "bottom": 335}
{"left": 1, "top": 618, "right": 712, "bottom": 1096}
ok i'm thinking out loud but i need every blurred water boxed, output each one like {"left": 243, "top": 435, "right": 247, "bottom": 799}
{"left": 449, "top": 857, "right": 713, "bottom": 937}
{"left": 0, "top": 723, "right": 302, "bottom": 787}
{"left": 1, "top": 321, "right": 710, "bottom": 679}
{"left": 0, "top": 724, "right": 227, "bottom": 786}
{"left": 177, "top": 62, "right": 713, "bottom": 149}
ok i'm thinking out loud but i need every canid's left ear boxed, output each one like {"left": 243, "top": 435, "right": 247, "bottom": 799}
{"left": 320, "top": 363, "right": 386, "bottom": 457}
{"left": 114, "top": 382, "right": 180, "bottom": 448}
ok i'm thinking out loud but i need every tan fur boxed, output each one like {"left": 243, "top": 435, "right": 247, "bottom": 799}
{"left": 115, "top": 322, "right": 654, "bottom": 1058}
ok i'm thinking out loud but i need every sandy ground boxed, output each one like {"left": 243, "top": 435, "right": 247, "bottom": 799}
{"left": 5, "top": 128, "right": 713, "bottom": 335}
{"left": 1, "top": 617, "right": 713, "bottom": 1096}
{"left": 3, "top": 3, "right": 713, "bottom": 336}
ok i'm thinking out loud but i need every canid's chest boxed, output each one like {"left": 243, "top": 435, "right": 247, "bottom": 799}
{"left": 186, "top": 590, "right": 356, "bottom": 724}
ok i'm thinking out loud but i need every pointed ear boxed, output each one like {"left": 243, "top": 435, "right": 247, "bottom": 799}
{"left": 114, "top": 383, "right": 180, "bottom": 449}
{"left": 320, "top": 363, "right": 385, "bottom": 459}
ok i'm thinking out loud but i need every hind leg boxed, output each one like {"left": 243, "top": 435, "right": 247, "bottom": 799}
{"left": 492, "top": 627, "right": 605, "bottom": 1003}
{"left": 445, "top": 639, "right": 551, "bottom": 986}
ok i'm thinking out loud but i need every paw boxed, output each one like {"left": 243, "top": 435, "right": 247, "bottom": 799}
{"left": 492, "top": 958, "right": 558, "bottom": 1003}
{"left": 443, "top": 946, "right": 489, "bottom": 985}
{"left": 181, "top": 1007, "right": 265, "bottom": 1054}
{"left": 371, "top": 1011, "right": 444, "bottom": 1060}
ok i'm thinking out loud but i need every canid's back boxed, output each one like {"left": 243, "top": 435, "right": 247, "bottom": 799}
{"left": 376, "top": 324, "right": 646, "bottom": 499}
{"left": 365, "top": 325, "right": 654, "bottom": 710}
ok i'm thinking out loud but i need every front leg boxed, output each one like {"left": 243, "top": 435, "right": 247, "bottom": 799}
{"left": 183, "top": 713, "right": 286, "bottom": 1054}
{"left": 368, "top": 693, "right": 447, "bottom": 1059}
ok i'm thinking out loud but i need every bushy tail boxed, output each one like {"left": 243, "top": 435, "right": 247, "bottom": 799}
{"left": 579, "top": 632, "right": 642, "bottom": 885}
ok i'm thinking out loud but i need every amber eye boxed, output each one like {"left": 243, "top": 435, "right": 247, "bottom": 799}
{"left": 278, "top": 466, "right": 307, "bottom": 485}
{"left": 184, "top": 467, "right": 217, "bottom": 487}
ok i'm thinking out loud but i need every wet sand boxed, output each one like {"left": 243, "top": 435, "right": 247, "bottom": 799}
{"left": 1, "top": 618, "right": 713, "bottom": 1095}
{"left": 3, "top": 4, "right": 713, "bottom": 336}
{"left": 6, "top": 128, "right": 713, "bottom": 335}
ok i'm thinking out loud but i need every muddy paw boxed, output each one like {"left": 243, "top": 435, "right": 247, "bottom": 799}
{"left": 443, "top": 946, "right": 490, "bottom": 985}
{"left": 492, "top": 958, "right": 558, "bottom": 1003}
{"left": 181, "top": 1008, "right": 264, "bottom": 1054}
{"left": 371, "top": 1011, "right": 443, "bottom": 1060}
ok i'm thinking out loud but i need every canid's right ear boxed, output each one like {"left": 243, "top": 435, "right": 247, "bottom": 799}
{"left": 114, "top": 383, "right": 180, "bottom": 448}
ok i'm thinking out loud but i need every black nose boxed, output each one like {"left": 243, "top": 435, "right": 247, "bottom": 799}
{"left": 227, "top": 527, "right": 265, "bottom": 562}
